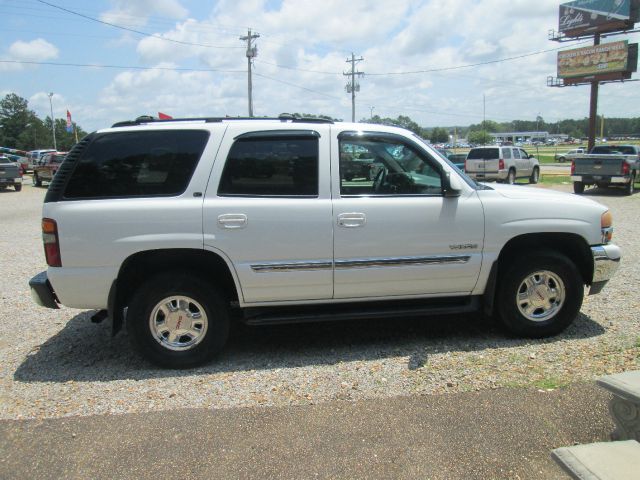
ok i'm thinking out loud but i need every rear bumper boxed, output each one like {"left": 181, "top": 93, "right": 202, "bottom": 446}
{"left": 467, "top": 169, "right": 507, "bottom": 181}
{"left": 0, "top": 177, "right": 21, "bottom": 185}
{"left": 589, "top": 244, "right": 621, "bottom": 295}
{"left": 29, "top": 271, "right": 59, "bottom": 309}
{"left": 571, "top": 175, "right": 629, "bottom": 184}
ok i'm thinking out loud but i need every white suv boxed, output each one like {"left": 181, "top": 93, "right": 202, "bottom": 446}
{"left": 30, "top": 115, "right": 620, "bottom": 368}
{"left": 465, "top": 146, "right": 540, "bottom": 184}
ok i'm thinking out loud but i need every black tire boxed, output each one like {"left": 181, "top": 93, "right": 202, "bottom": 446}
{"left": 126, "top": 272, "right": 230, "bottom": 368}
{"left": 14, "top": 184, "right": 22, "bottom": 192}
{"left": 558, "top": 156, "right": 565, "bottom": 163}
{"left": 497, "top": 251, "right": 583, "bottom": 338}
{"left": 34, "top": 173, "right": 42, "bottom": 187}
{"left": 529, "top": 167, "right": 539, "bottom": 184}
{"left": 624, "top": 172, "right": 635, "bottom": 196}
{"left": 573, "top": 181, "right": 584, "bottom": 194}
{"left": 506, "top": 169, "right": 516, "bottom": 185}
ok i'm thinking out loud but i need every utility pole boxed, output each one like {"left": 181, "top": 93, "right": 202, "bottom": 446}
{"left": 587, "top": 34, "right": 600, "bottom": 152}
{"left": 370, "top": 106, "right": 374, "bottom": 120}
{"left": 47, "top": 92, "right": 57, "bottom": 151}
{"left": 240, "top": 29, "right": 260, "bottom": 117}
{"left": 344, "top": 53, "right": 364, "bottom": 122}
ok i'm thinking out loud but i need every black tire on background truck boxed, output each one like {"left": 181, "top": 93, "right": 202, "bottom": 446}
{"left": 14, "top": 184, "right": 22, "bottom": 192}
{"left": 497, "top": 251, "right": 584, "bottom": 338}
{"left": 127, "top": 272, "right": 230, "bottom": 368}
{"left": 573, "top": 181, "right": 584, "bottom": 194}
{"left": 624, "top": 172, "right": 635, "bottom": 196}
{"left": 34, "top": 173, "right": 42, "bottom": 187}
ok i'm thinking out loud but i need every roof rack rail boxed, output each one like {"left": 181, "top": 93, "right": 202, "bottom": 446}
{"left": 111, "top": 113, "right": 334, "bottom": 128}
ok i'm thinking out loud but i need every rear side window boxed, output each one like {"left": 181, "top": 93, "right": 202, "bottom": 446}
{"left": 467, "top": 148, "right": 499, "bottom": 160}
{"left": 503, "top": 148, "right": 512, "bottom": 159}
{"left": 63, "top": 130, "right": 209, "bottom": 199}
{"left": 217, "top": 135, "right": 318, "bottom": 197}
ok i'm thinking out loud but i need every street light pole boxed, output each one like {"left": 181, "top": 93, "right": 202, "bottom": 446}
{"left": 370, "top": 106, "right": 374, "bottom": 119}
{"left": 47, "top": 92, "right": 57, "bottom": 150}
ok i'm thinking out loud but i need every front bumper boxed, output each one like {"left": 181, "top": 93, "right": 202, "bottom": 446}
{"left": 589, "top": 244, "right": 621, "bottom": 295}
{"left": 29, "top": 271, "right": 59, "bottom": 309}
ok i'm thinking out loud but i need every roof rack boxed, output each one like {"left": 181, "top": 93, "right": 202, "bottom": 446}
{"left": 111, "top": 113, "right": 334, "bottom": 128}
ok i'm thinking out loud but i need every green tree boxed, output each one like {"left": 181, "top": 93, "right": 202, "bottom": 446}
{"left": 429, "top": 127, "right": 449, "bottom": 143}
{"left": 468, "top": 130, "right": 493, "bottom": 145}
{"left": 0, "top": 93, "right": 34, "bottom": 148}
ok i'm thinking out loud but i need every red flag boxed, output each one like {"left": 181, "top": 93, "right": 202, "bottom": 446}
{"left": 158, "top": 112, "right": 173, "bottom": 119}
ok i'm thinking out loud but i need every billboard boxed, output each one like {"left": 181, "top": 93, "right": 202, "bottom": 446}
{"left": 557, "top": 40, "right": 638, "bottom": 83}
{"left": 559, "top": 0, "right": 640, "bottom": 37}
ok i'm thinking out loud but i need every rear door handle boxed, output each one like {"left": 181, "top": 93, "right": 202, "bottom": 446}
{"left": 218, "top": 214, "right": 248, "bottom": 229}
{"left": 337, "top": 213, "right": 366, "bottom": 228}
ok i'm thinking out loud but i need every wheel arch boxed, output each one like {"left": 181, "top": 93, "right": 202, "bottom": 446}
{"left": 110, "top": 248, "right": 240, "bottom": 335}
{"left": 483, "top": 232, "right": 593, "bottom": 315}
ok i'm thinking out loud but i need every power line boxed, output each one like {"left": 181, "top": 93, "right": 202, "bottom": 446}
{"left": 0, "top": 59, "right": 245, "bottom": 73}
{"left": 35, "top": 0, "right": 243, "bottom": 49}
{"left": 253, "top": 72, "right": 343, "bottom": 100}
{"left": 365, "top": 41, "right": 592, "bottom": 76}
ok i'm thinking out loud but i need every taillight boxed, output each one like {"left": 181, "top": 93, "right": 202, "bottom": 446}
{"left": 42, "top": 218, "right": 62, "bottom": 267}
{"left": 571, "top": 161, "right": 575, "bottom": 174}
{"left": 499, "top": 159, "right": 505, "bottom": 170}
{"left": 622, "top": 162, "right": 630, "bottom": 175}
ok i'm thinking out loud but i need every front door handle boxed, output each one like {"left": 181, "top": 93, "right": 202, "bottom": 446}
{"left": 218, "top": 214, "right": 248, "bottom": 229}
{"left": 337, "top": 213, "right": 366, "bottom": 228}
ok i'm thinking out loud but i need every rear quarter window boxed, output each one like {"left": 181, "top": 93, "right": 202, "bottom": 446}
{"left": 63, "top": 130, "right": 209, "bottom": 199}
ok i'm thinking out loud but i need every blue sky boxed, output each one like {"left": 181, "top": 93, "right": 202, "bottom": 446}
{"left": 1, "top": 0, "right": 639, "bottom": 133}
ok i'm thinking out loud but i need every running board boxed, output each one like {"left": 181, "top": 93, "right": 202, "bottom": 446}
{"left": 243, "top": 296, "right": 480, "bottom": 326}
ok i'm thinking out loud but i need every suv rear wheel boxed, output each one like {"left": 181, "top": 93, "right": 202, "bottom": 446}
{"left": 624, "top": 172, "right": 635, "bottom": 196}
{"left": 506, "top": 169, "right": 516, "bottom": 185}
{"left": 127, "top": 272, "right": 230, "bottom": 368}
{"left": 497, "top": 251, "right": 583, "bottom": 338}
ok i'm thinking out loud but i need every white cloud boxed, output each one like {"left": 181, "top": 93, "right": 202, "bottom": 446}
{"left": 100, "top": 0, "right": 188, "bottom": 28}
{"left": 1, "top": 39, "right": 59, "bottom": 71}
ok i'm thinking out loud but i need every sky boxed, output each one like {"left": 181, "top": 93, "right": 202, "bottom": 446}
{"left": 1, "top": 0, "right": 639, "bottom": 133}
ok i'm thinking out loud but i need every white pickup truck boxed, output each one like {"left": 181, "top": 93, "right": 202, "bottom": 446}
{"left": 29, "top": 116, "right": 621, "bottom": 368}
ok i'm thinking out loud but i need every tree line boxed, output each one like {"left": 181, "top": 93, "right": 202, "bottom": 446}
{"left": 0, "top": 93, "right": 87, "bottom": 152}
{"left": 364, "top": 114, "right": 640, "bottom": 143}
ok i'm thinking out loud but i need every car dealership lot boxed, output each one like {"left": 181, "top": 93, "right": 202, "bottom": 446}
{"left": 1, "top": 180, "right": 639, "bottom": 421}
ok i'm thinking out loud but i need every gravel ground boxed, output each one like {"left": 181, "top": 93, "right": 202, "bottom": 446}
{"left": 1, "top": 179, "right": 638, "bottom": 420}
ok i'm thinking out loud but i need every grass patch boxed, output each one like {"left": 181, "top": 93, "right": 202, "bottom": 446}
{"left": 532, "top": 377, "right": 569, "bottom": 390}
{"left": 538, "top": 175, "right": 571, "bottom": 185}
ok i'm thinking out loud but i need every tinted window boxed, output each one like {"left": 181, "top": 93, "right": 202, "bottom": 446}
{"left": 520, "top": 149, "right": 529, "bottom": 158}
{"left": 218, "top": 136, "right": 318, "bottom": 196}
{"left": 502, "top": 148, "right": 512, "bottom": 159}
{"left": 512, "top": 149, "right": 521, "bottom": 159}
{"left": 339, "top": 133, "right": 442, "bottom": 196}
{"left": 467, "top": 148, "right": 499, "bottom": 160}
{"left": 64, "top": 130, "right": 209, "bottom": 199}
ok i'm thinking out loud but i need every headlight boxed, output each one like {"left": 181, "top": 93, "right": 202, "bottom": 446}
{"left": 601, "top": 210, "right": 613, "bottom": 244}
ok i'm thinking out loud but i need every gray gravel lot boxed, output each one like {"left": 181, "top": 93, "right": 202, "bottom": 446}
{"left": 1, "top": 179, "right": 638, "bottom": 420}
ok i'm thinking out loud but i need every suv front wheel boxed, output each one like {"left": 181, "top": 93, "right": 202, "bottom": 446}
{"left": 497, "top": 251, "right": 583, "bottom": 338}
{"left": 127, "top": 272, "right": 230, "bottom": 368}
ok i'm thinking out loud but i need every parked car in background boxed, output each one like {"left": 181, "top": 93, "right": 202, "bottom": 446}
{"left": 465, "top": 146, "right": 540, "bottom": 184}
{"left": 0, "top": 155, "right": 23, "bottom": 191}
{"left": 436, "top": 148, "right": 466, "bottom": 171}
{"left": 33, "top": 152, "right": 67, "bottom": 187}
{"left": 555, "top": 148, "right": 585, "bottom": 163}
{"left": 27, "top": 149, "right": 56, "bottom": 171}
{"left": 571, "top": 145, "right": 640, "bottom": 195}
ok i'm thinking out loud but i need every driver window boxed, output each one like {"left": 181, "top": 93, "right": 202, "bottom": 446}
{"left": 339, "top": 134, "right": 442, "bottom": 196}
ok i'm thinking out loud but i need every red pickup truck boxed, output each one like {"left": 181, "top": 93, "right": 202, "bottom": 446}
{"left": 33, "top": 152, "right": 67, "bottom": 187}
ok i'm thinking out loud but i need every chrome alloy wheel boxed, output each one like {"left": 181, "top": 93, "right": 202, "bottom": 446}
{"left": 149, "top": 296, "right": 209, "bottom": 351}
{"left": 516, "top": 270, "right": 566, "bottom": 322}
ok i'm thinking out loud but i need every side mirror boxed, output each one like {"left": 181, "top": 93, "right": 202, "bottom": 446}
{"left": 444, "top": 171, "right": 462, "bottom": 197}
{"left": 529, "top": 154, "right": 535, "bottom": 159}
